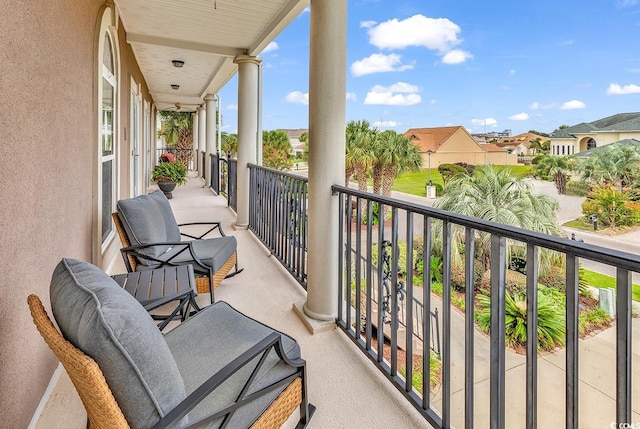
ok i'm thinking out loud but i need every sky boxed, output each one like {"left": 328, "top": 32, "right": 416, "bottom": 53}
{"left": 218, "top": 0, "right": 640, "bottom": 136}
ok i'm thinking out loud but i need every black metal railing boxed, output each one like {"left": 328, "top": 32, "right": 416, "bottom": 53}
{"left": 210, "top": 153, "right": 220, "bottom": 193}
{"left": 248, "top": 164, "right": 308, "bottom": 288}
{"left": 332, "top": 184, "right": 637, "bottom": 429}
{"left": 228, "top": 158, "right": 237, "bottom": 211}
{"left": 200, "top": 151, "right": 206, "bottom": 177}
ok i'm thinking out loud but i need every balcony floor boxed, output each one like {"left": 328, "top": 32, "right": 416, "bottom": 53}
{"left": 122, "top": 173, "right": 432, "bottom": 428}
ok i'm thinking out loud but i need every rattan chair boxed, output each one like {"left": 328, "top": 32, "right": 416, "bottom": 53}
{"left": 112, "top": 190, "right": 242, "bottom": 303}
{"left": 27, "top": 295, "right": 315, "bottom": 429}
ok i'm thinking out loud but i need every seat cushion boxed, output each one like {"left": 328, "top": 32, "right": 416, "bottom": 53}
{"left": 156, "top": 236, "right": 237, "bottom": 273}
{"left": 117, "top": 190, "right": 182, "bottom": 262}
{"left": 50, "top": 258, "right": 186, "bottom": 429}
{"left": 164, "top": 301, "right": 301, "bottom": 428}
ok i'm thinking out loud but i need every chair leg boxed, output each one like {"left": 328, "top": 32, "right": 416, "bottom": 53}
{"left": 295, "top": 366, "right": 315, "bottom": 428}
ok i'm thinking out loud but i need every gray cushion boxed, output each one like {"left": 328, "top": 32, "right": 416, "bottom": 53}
{"left": 165, "top": 301, "right": 300, "bottom": 428}
{"left": 117, "top": 190, "right": 181, "bottom": 263}
{"left": 158, "top": 236, "right": 237, "bottom": 273}
{"left": 50, "top": 258, "right": 186, "bottom": 429}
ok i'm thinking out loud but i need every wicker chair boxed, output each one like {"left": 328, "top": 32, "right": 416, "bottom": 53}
{"left": 28, "top": 259, "right": 314, "bottom": 429}
{"left": 112, "top": 190, "right": 242, "bottom": 303}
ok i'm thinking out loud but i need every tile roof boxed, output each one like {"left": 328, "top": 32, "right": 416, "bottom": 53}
{"left": 550, "top": 112, "right": 640, "bottom": 138}
{"left": 403, "top": 126, "right": 462, "bottom": 152}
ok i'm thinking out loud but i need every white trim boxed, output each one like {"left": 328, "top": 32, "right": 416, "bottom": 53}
{"left": 28, "top": 364, "right": 64, "bottom": 429}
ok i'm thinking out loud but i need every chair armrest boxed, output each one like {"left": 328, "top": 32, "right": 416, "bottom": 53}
{"left": 119, "top": 241, "right": 211, "bottom": 275}
{"left": 153, "top": 332, "right": 305, "bottom": 429}
{"left": 178, "top": 222, "right": 226, "bottom": 239}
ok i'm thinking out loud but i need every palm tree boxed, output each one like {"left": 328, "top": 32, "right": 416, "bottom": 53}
{"left": 157, "top": 111, "right": 194, "bottom": 166}
{"left": 576, "top": 144, "right": 640, "bottom": 187}
{"left": 345, "top": 120, "right": 376, "bottom": 190}
{"left": 375, "top": 131, "right": 422, "bottom": 198}
{"left": 435, "top": 166, "right": 562, "bottom": 271}
{"left": 221, "top": 133, "right": 238, "bottom": 156}
{"left": 533, "top": 155, "right": 575, "bottom": 194}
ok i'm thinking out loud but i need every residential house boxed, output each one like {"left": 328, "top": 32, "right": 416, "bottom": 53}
{"left": 493, "top": 132, "right": 548, "bottom": 156}
{"left": 549, "top": 112, "right": 640, "bottom": 156}
{"left": 280, "top": 128, "right": 308, "bottom": 158}
{"left": 404, "top": 126, "right": 518, "bottom": 168}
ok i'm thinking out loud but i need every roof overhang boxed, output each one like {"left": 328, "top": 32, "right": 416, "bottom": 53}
{"left": 114, "top": 0, "right": 309, "bottom": 112}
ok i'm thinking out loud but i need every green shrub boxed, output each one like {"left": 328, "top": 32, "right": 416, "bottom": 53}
{"left": 438, "top": 163, "right": 468, "bottom": 184}
{"left": 565, "top": 181, "right": 590, "bottom": 197}
{"left": 583, "top": 185, "right": 639, "bottom": 228}
{"left": 475, "top": 289, "right": 565, "bottom": 351}
{"left": 578, "top": 307, "right": 612, "bottom": 335}
{"left": 479, "top": 269, "right": 528, "bottom": 295}
{"left": 434, "top": 183, "right": 444, "bottom": 196}
{"left": 538, "top": 265, "right": 565, "bottom": 292}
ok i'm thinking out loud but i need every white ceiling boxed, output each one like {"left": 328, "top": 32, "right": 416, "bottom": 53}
{"left": 115, "top": 0, "right": 308, "bottom": 111}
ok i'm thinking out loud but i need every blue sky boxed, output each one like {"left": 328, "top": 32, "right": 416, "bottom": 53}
{"left": 218, "top": 0, "right": 640, "bottom": 136}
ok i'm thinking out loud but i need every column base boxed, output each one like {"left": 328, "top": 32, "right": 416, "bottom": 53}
{"left": 232, "top": 223, "right": 249, "bottom": 230}
{"left": 293, "top": 301, "right": 335, "bottom": 334}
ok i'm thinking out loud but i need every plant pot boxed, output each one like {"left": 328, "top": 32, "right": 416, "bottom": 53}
{"left": 157, "top": 181, "right": 176, "bottom": 199}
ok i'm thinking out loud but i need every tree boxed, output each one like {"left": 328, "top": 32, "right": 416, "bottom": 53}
{"left": 534, "top": 155, "right": 575, "bottom": 194}
{"left": 435, "top": 166, "right": 562, "bottom": 271}
{"left": 299, "top": 132, "right": 309, "bottom": 162}
{"left": 576, "top": 144, "right": 640, "bottom": 188}
{"left": 345, "top": 120, "right": 376, "bottom": 190}
{"left": 157, "top": 111, "right": 194, "bottom": 166}
{"left": 529, "top": 138, "right": 550, "bottom": 155}
{"left": 374, "top": 130, "right": 422, "bottom": 198}
{"left": 221, "top": 133, "right": 237, "bottom": 156}
{"left": 262, "top": 130, "right": 293, "bottom": 170}
{"left": 528, "top": 130, "right": 550, "bottom": 138}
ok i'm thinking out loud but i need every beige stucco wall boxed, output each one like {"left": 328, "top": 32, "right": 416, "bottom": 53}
{"left": 0, "top": 2, "right": 154, "bottom": 427}
{"left": 551, "top": 131, "right": 640, "bottom": 154}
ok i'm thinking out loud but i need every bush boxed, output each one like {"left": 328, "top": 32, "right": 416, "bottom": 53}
{"left": 565, "top": 181, "right": 590, "bottom": 197}
{"left": 454, "top": 162, "right": 475, "bottom": 175}
{"left": 434, "top": 183, "right": 444, "bottom": 196}
{"left": 538, "top": 265, "right": 565, "bottom": 292}
{"left": 531, "top": 155, "right": 544, "bottom": 165}
{"left": 438, "top": 163, "right": 468, "bottom": 184}
{"left": 475, "top": 289, "right": 565, "bottom": 351}
{"left": 583, "top": 185, "right": 640, "bottom": 228}
{"left": 479, "top": 269, "right": 527, "bottom": 295}
{"left": 450, "top": 261, "right": 485, "bottom": 291}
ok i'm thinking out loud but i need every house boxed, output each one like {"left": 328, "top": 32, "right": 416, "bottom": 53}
{"left": 549, "top": 112, "right": 640, "bottom": 156}
{"left": 493, "top": 132, "right": 548, "bottom": 155}
{"left": 574, "top": 138, "right": 640, "bottom": 158}
{"left": 279, "top": 128, "right": 308, "bottom": 158}
{"left": 3, "top": 2, "right": 635, "bottom": 428}
{"left": 404, "top": 126, "right": 519, "bottom": 167}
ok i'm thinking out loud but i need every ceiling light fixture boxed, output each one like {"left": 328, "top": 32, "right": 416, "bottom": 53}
{"left": 172, "top": 60, "right": 184, "bottom": 68}
{"left": 171, "top": 84, "right": 180, "bottom": 90}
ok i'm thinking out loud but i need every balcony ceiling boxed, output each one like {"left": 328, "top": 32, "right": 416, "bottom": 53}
{"left": 115, "top": 0, "right": 308, "bottom": 111}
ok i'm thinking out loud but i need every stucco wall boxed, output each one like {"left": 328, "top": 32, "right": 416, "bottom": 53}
{"left": 0, "top": 1, "right": 104, "bottom": 426}
{"left": 0, "top": 2, "right": 155, "bottom": 427}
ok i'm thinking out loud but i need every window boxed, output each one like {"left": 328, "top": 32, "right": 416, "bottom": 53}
{"left": 98, "top": 18, "right": 117, "bottom": 249}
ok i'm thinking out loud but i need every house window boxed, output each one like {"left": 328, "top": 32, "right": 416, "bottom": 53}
{"left": 587, "top": 138, "right": 596, "bottom": 150}
{"left": 100, "top": 31, "right": 117, "bottom": 246}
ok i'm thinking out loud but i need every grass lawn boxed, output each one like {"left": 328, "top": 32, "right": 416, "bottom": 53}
{"left": 563, "top": 219, "right": 596, "bottom": 231}
{"left": 389, "top": 165, "right": 533, "bottom": 197}
{"left": 581, "top": 268, "right": 640, "bottom": 302}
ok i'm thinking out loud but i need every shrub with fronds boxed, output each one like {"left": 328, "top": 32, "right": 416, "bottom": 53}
{"left": 475, "top": 289, "right": 565, "bottom": 351}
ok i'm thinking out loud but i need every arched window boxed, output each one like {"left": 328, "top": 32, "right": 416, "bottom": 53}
{"left": 97, "top": 9, "right": 117, "bottom": 253}
{"left": 586, "top": 138, "right": 596, "bottom": 150}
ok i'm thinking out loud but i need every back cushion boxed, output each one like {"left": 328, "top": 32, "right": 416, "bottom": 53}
{"left": 50, "top": 258, "right": 186, "bottom": 428}
{"left": 117, "top": 190, "right": 182, "bottom": 263}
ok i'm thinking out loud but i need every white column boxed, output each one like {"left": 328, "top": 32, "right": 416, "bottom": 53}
{"left": 233, "top": 55, "right": 262, "bottom": 227}
{"left": 204, "top": 94, "right": 217, "bottom": 186}
{"left": 198, "top": 105, "right": 206, "bottom": 177}
{"left": 192, "top": 111, "right": 199, "bottom": 170}
{"left": 303, "top": 0, "right": 347, "bottom": 321}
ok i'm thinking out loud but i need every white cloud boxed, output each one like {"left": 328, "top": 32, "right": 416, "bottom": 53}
{"left": 617, "top": 0, "right": 637, "bottom": 7}
{"left": 364, "top": 82, "right": 421, "bottom": 105}
{"left": 261, "top": 42, "right": 279, "bottom": 53}
{"left": 509, "top": 69, "right": 516, "bottom": 76}
{"left": 557, "top": 40, "right": 574, "bottom": 46}
{"left": 373, "top": 120, "right": 400, "bottom": 128}
{"left": 529, "top": 101, "right": 557, "bottom": 110}
{"left": 560, "top": 100, "right": 586, "bottom": 110}
{"left": 227, "top": 104, "right": 238, "bottom": 111}
{"left": 508, "top": 112, "right": 529, "bottom": 121}
{"left": 471, "top": 118, "right": 498, "bottom": 127}
{"left": 346, "top": 92, "right": 357, "bottom": 101}
{"left": 367, "top": 14, "right": 463, "bottom": 52}
{"left": 285, "top": 91, "right": 309, "bottom": 105}
{"left": 350, "top": 53, "right": 414, "bottom": 77}
{"left": 429, "top": 99, "right": 437, "bottom": 105}
{"left": 441, "top": 49, "right": 473, "bottom": 65}
{"left": 360, "top": 20, "right": 377, "bottom": 28}
{"left": 373, "top": 82, "right": 420, "bottom": 93}
{"left": 607, "top": 83, "right": 640, "bottom": 95}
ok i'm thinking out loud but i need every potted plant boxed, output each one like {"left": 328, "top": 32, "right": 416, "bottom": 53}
{"left": 152, "top": 161, "right": 187, "bottom": 199}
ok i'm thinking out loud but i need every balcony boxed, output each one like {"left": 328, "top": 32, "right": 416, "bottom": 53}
{"left": 88, "top": 168, "right": 638, "bottom": 429}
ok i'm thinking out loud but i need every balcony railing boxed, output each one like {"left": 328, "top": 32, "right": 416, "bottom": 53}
{"left": 248, "top": 164, "right": 308, "bottom": 288}
{"left": 332, "top": 185, "right": 637, "bottom": 429}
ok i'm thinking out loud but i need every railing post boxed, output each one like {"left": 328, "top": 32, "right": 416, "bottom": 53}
{"left": 565, "top": 254, "right": 579, "bottom": 429}
{"left": 490, "top": 234, "right": 506, "bottom": 429}
{"left": 616, "top": 268, "right": 632, "bottom": 425}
